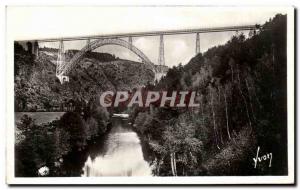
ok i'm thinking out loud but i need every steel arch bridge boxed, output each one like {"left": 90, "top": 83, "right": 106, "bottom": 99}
{"left": 23, "top": 24, "right": 260, "bottom": 83}
{"left": 56, "top": 38, "right": 155, "bottom": 77}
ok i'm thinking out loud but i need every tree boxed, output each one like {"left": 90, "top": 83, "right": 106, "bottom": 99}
{"left": 59, "top": 112, "right": 86, "bottom": 150}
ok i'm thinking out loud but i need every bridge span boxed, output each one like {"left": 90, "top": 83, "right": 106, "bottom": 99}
{"left": 20, "top": 25, "right": 260, "bottom": 84}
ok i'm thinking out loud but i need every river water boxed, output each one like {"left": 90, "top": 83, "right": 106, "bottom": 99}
{"left": 61, "top": 116, "right": 153, "bottom": 177}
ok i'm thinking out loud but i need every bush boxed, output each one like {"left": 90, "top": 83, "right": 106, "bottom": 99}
{"left": 15, "top": 115, "right": 60, "bottom": 176}
{"left": 59, "top": 112, "right": 86, "bottom": 150}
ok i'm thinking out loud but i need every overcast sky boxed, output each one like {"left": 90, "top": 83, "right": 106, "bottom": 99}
{"left": 8, "top": 7, "right": 286, "bottom": 67}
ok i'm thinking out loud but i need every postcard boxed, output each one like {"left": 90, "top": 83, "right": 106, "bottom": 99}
{"left": 6, "top": 6, "right": 295, "bottom": 185}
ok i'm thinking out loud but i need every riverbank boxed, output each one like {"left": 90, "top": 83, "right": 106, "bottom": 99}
{"left": 15, "top": 105, "right": 110, "bottom": 177}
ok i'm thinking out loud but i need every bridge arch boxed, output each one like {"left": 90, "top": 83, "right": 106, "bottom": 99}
{"left": 58, "top": 38, "right": 155, "bottom": 76}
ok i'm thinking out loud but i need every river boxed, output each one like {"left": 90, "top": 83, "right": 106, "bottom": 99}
{"left": 60, "top": 116, "right": 153, "bottom": 177}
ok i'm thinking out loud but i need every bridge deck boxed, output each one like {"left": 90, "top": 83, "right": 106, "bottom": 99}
{"left": 20, "top": 25, "right": 260, "bottom": 42}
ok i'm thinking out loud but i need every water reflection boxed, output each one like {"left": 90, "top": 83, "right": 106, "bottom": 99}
{"left": 81, "top": 118, "right": 152, "bottom": 176}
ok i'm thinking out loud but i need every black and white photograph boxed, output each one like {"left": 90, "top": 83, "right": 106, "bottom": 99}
{"left": 5, "top": 6, "right": 295, "bottom": 185}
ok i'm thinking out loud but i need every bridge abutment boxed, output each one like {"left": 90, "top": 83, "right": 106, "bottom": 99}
{"left": 57, "top": 75, "right": 69, "bottom": 84}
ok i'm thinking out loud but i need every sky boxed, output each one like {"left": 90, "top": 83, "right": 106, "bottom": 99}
{"left": 8, "top": 7, "right": 286, "bottom": 67}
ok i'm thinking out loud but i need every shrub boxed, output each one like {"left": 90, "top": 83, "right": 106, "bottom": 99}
{"left": 59, "top": 112, "right": 86, "bottom": 150}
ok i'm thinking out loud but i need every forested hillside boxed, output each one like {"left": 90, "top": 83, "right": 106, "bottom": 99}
{"left": 14, "top": 46, "right": 155, "bottom": 111}
{"left": 131, "top": 14, "right": 287, "bottom": 176}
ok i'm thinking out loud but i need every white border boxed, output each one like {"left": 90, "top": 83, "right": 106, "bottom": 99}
{"left": 5, "top": 6, "right": 295, "bottom": 185}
